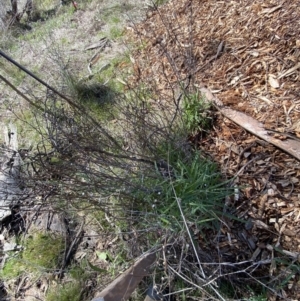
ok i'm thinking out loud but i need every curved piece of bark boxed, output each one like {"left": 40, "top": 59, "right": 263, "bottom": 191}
{"left": 91, "top": 251, "right": 157, "bottom": 301}
{"left": 199, "top": 87, "right": 300, "bottom": 161}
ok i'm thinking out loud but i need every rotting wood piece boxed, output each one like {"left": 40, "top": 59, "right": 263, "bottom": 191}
{"left": 91, "top": 251, "right": 156, "bottom": 301}
{"left": 0, "top": 124, "right": 21, "bottom": 222}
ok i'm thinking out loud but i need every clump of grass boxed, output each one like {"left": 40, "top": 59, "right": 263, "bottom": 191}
{"left": 168, "top": 155, "right": 226, "bottom": 222}
{"left": 74, "top": 81, "right": 118, "bottom": 121}
{"left": 129, "top": 137, "right": 231, "bottom": 232}
{"left": 182, "top": 91, "right": 212, "bottom": 134}
{"left": 154, "top": 0, "right": 170, "bottom": 5}
{"left": 109, "top": 26, "right": 124, "bottom": 39}
{"left": 155, "top": 150, "right": 230, "bottom": 230}
{"left": 76, "top": 82, "right": 115, "bottom": 104}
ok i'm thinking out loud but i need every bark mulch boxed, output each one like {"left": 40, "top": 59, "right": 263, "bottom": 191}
{"left": 127, "top": 0, "right": 300, "bottom": 299}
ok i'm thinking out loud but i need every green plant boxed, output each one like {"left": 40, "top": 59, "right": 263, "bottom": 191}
{"left": 0, "top": 60, "right": 27, "bottom": 86}
{"left": 101, "top": 4, "right": 134, "bottom": 22}
{"left": 36, "top": 0, "right": 56, "bottom": 10}
{"left": 109, "top": 26, "right": 124, "bottom": 39}
{"left": 182, "top": 91, "right": 212, "bottom": 134}
{"left": 246, "top": 284, "right": 267, "bottom": 301}
{"left": 69, "top": 265, "right": 88, "bottom": 281}
{"left": 111, "top": 16, "right": 121, "bottom": 24}
{"left": 159, "top": 152, "right": 230, "bottom": 230}
{"left": 46, "top": 261, "right": 95, "bottom": 301}
{"left": 270, "top": 252, "right": 300, "bottom": 293}
{"left": 130, "top": 139, "right": 231, "bottom": 231}
{"left": 153, "top": 0, "right": 170, "bottom": 6}
{"left": 22, "top": 16, "right": 59, "bottom": 41}
{"left": 249, "top": 295, "right": 267, "bottom": 301}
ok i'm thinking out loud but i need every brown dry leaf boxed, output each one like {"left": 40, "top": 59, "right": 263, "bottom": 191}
{"left": 282, "top": 228, "right": 297, "bottom": 237}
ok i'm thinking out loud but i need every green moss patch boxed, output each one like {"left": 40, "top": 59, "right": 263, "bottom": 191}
{"left": 1, "top": 231, "right": 64, "bottom": 280}
{"left": 46, "top": 282, "right": 82, "bottom": 301}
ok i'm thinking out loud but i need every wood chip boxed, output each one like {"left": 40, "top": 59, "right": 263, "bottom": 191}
{"left": 268, "top": 75, "right": 279, "bottom": 89}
